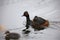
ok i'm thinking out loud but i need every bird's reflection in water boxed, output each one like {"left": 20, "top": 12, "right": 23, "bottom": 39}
{"left": 22, "top": 29, "right": 31, "bottom": 38}
{"left": 10, "top": 39, "right": 19, "bottom": 40}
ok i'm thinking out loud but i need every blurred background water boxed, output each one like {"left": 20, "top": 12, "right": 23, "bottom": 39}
{"left": 0, "top": 0, "right": 60, "bottom": 40}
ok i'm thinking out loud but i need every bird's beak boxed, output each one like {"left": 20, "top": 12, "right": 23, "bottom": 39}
{"left": 21, "top": 15, "right": 24, "bottom": 17}
{"left": 22, "top": 14, "right": 25, "bottom": 17}
{"left": 21, "top": 15, "right": 23, "bottom": 17}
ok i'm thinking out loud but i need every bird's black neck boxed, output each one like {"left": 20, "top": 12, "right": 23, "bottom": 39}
{"left": 26, "top": 16, "right": 30, "bottom": 21}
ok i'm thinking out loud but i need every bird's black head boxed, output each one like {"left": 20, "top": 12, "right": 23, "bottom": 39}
{"left": 23, "top": 11, "right": 29, "bottom": 17}
{"left": 5, "top": 31, "right": 10, "bottom": 34}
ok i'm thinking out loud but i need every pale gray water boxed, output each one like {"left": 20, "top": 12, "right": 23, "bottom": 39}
{"left": 0, "top": 0, "right": 60, "bottom": 40}
{"left": 0, "top": 22, "right": 60, "bottom": 40}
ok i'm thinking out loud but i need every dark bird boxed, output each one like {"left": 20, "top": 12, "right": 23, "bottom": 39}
{"left": 22, "top": 11, "right": 49, "bottom": 31}
{"left": 5, "top": 31, "right": 20, "bottom": 40}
